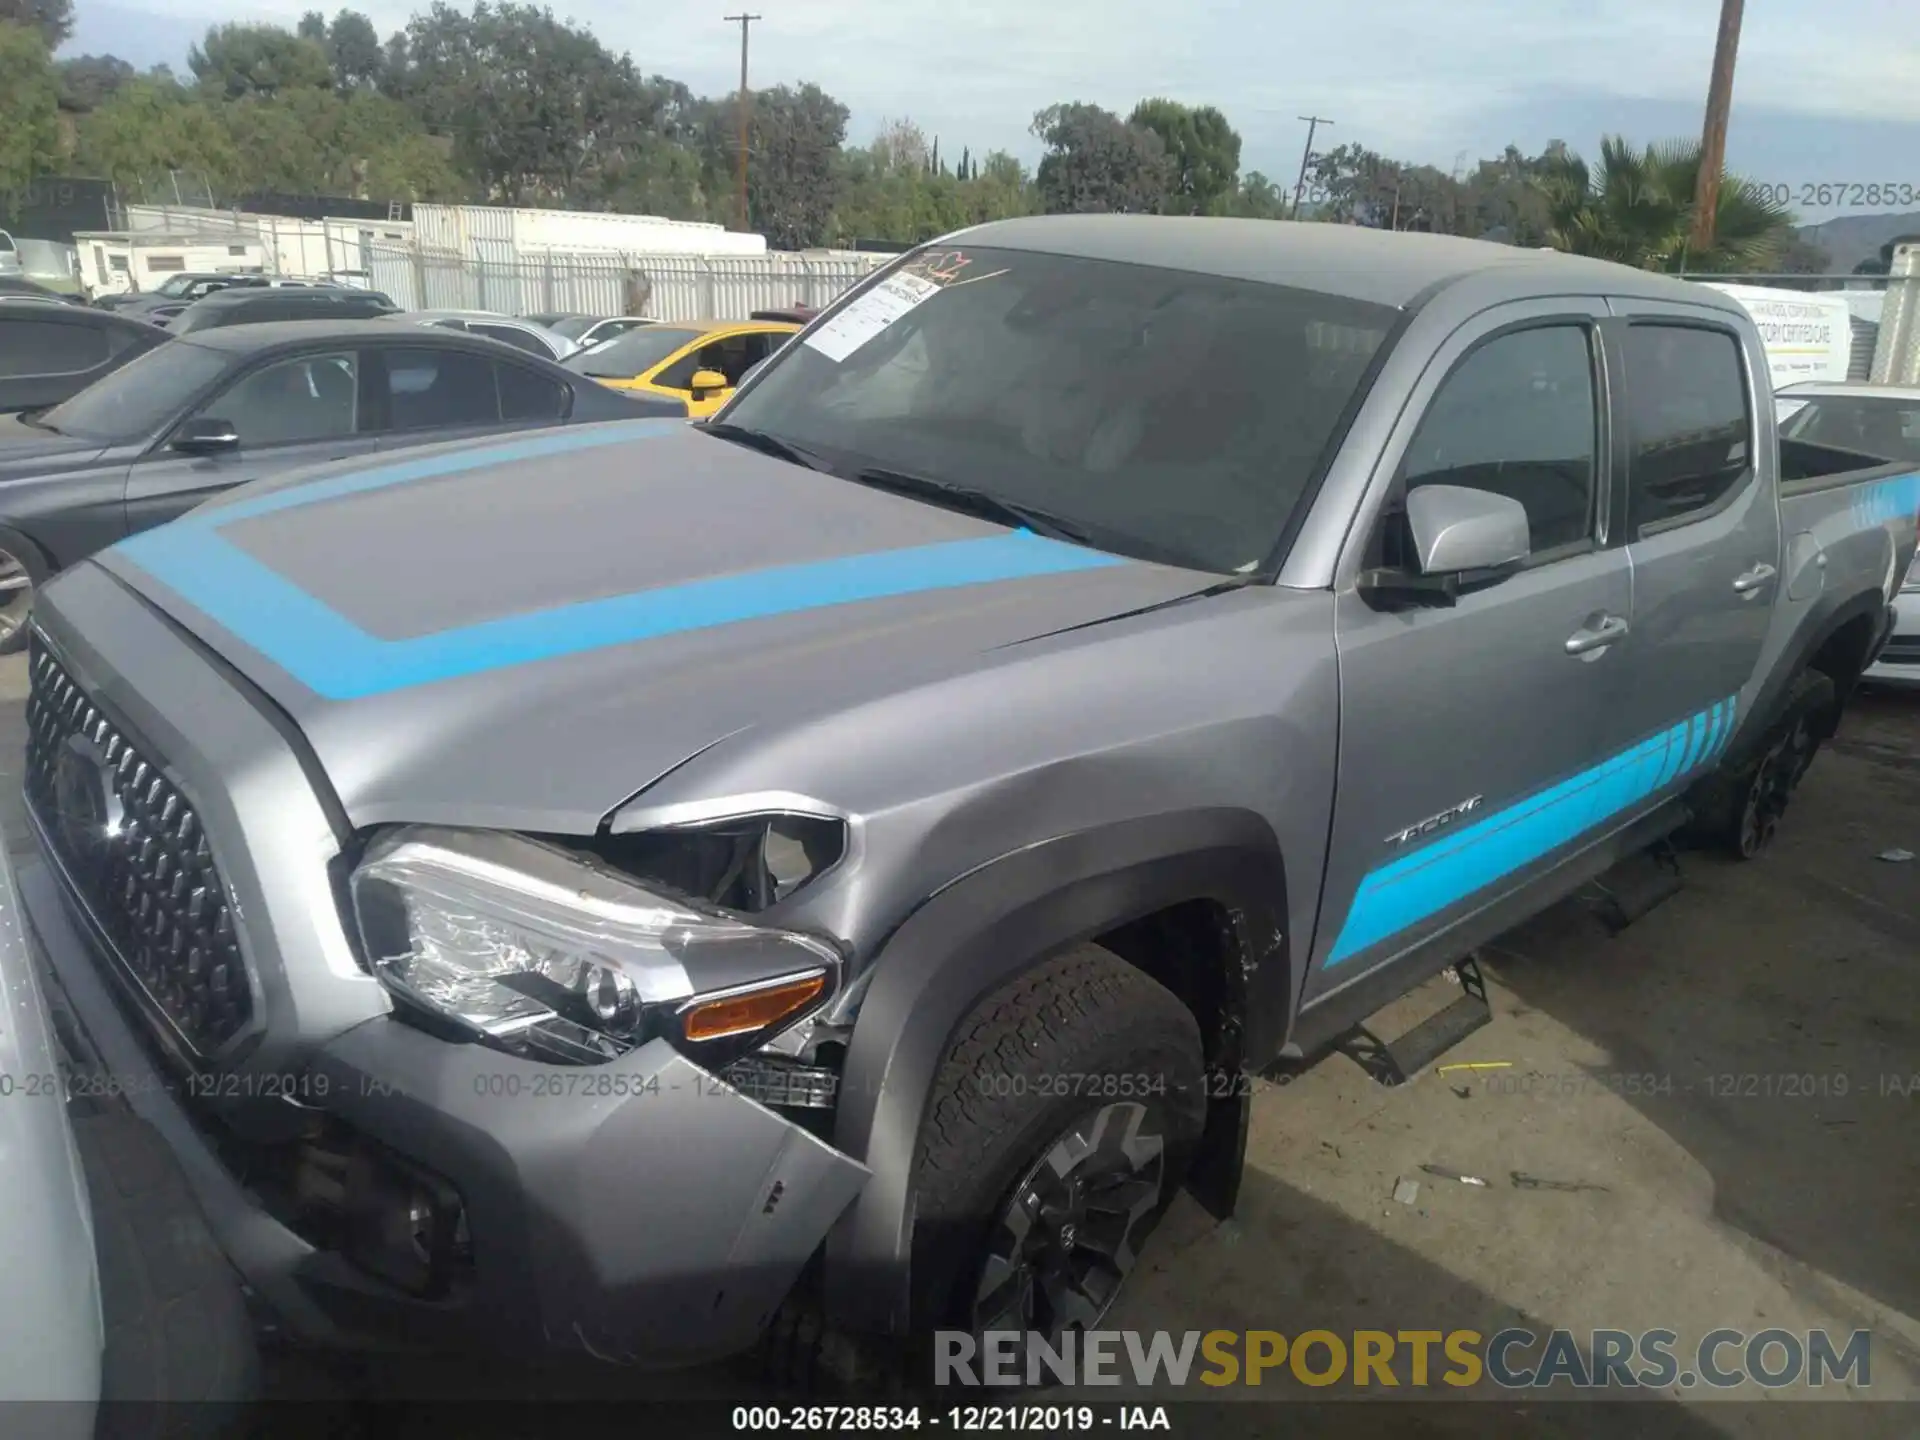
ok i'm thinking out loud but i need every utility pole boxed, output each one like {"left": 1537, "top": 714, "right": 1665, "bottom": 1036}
{"left": 1688, "top": 0, "right": 1744, "bottom": 254}
{"left": 1291, "top": 115, "right": 1334, "bottom": 220}
{"left": 725, "top": 12, "right": 762, "bottom": 234}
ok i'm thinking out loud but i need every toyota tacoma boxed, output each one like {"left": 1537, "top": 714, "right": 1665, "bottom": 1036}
{"left": 19, "top": 218, "right": 1918, "bottom": 1375}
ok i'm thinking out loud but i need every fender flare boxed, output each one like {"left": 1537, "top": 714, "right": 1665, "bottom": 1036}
{"left": 820, "top": 807, "right": 1291, "bottom": 1336}
{"left": 1730, "top": 587, "right": 1886, "bottom": 768}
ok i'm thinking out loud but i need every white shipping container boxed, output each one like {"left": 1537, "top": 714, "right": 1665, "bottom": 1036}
{"left": 411, "top": 204, "right": 767, "bottom": 262}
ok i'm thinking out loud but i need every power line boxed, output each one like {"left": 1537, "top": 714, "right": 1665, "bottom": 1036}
{"left": 724, "top": 12, "right": 762, "bottom": 235}
{"left": 1291, "top": 115, "right": 1334, "bottom": 220}
{"left": 1689, "top": 0, "right": 1744, "bottom": 253}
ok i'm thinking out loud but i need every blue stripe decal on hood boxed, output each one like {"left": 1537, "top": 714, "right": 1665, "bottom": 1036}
{"left": 1325, "top": 695, "right": 1737, "bottom": 967}
{"left": 112, "top": 420, "right": 1130, "bottom": 700}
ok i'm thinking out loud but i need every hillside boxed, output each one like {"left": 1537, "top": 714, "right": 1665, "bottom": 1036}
{"left": 1797, "top": 212, "right": 1920, "bottom": 271}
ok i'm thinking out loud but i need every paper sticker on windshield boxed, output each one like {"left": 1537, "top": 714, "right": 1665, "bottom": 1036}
{"left": 805, "top": 272, "right": 941, "bottom": 363}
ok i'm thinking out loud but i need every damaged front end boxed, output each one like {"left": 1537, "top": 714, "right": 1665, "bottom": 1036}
{"left": 348, "top": 816, "right": 859, "bottom": 1130}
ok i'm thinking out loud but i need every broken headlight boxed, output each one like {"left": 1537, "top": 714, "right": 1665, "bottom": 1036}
{"left": 349, "top": 826, "right": 840, "bottom": 1066}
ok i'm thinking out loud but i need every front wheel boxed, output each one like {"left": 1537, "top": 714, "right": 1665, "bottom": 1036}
{"left": 906, "top": 945, "right": 1206, "bottom": 1355}
{"left": 0, "top": 542, "right": 38, "bottom": 654}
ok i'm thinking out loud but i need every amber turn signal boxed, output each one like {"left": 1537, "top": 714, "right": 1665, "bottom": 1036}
{"left": 680, "top": 971, "right": 827, "bottom": 1042}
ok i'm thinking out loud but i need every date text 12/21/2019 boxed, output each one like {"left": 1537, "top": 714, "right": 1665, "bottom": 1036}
{"left": 732, "top": 1406, "right": 1173, "bottom": 1432}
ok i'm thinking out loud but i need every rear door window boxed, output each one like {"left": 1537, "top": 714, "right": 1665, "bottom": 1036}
{"left": 1623, "top": 324, "right": 1752, "bottom": 534}
{"left": 0, "top": 318, "right": 112, "bottom": 377}
{"left": 382, "top": 347, "right": 502, "bottom": 430}
{"left": 497, "top": 362, "right": 568, "bottom": 422}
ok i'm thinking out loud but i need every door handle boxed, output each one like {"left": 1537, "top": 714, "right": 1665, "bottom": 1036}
{"left": 1565, "top": 615, "right": 1630, "bottom": 656}
{"left": 1733, "top": 563, "right": 1777, "bottom": 596}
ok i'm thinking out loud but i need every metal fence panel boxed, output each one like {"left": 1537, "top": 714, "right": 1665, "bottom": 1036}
{"left": 361, "top": 245, "right": 882, "bottom": 320}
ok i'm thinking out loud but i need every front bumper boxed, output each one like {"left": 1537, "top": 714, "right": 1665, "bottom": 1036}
{"left": 24, "top": 840, "right": 870, "bottom": 1369}
{"left": 1864, "top": 598, "right": 1918, "bottom": 688}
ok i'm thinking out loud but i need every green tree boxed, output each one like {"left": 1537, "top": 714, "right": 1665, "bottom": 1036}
{"left": 189, "top": 23, "right": 334, "bottom": 100}
{"left": 401, "top": 2, "right": 667, "bottom": 205}
{"left": 1538, "top": 135, "right": 1796, "bottom": 272}
{"left": 56, "top": 53, "right": 137, "bottom": 112}
{"left": 1223, "top": 169, "right": 1289, "bottom": 219}
{"left": 0, "top": 0, "right": 70, "bottom": 49}
{"left": 0, "top": 22, "right": 61, "bottom": 203}
{"left": 299, "top": 10, "right": 384, "bottom": 91}
{"left": 726, "top": 83, "right": 849, "bottom": 247}
{"left": 1031, "top": 102, "right": 1169, "bottom": 214}
{"left": 218, "top": 86, "right": 465, "bottom": 197}
{"left": 74, "top": 76, "right": 240, "bottom": 196}
{"left": 1127, "top": 98, "right": 1240, "bottom": 215}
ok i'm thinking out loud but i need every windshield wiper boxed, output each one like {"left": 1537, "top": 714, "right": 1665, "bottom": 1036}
{"left": 701, "top": 421, "right": 832, "bottom": 473}
{"left": 850, "top": 467, "right": 1092, "bottom": 545}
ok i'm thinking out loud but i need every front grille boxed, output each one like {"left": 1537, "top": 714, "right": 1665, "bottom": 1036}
{"left": 25, "top": 638, "right": 254, "bottom": 1056}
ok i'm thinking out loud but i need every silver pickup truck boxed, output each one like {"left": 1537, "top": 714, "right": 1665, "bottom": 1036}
{"left": 19, "top": 218, "right": 1917, "bottom": 1376}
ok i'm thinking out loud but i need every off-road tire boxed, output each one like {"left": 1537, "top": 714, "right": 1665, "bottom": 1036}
{"left": 905, "top": 945, "right": 1207, "bottom": 1368}
{"left": 1686, "top": 669, "right": 1837, "bottom": 860}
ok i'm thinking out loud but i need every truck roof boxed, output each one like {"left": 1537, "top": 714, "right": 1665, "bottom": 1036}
{"left": 950, "top": 215, "right": 1740, "bottom": 314}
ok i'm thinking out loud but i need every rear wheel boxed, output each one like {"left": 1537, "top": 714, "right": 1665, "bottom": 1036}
{"left": 906, "top": 946, "right": 1206, "bottom": 1356}
{"left": 1689, "top": 670, "right": 1836, "bottom": 859}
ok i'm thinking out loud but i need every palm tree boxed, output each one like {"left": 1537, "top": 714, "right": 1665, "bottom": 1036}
{"left": 1538, "top": 135, "right": 1794, "bottom": 273}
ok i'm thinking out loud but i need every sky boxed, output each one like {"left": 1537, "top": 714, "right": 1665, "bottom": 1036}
{"left": 63, "top": 0, "right": 1920, "bottom": 220}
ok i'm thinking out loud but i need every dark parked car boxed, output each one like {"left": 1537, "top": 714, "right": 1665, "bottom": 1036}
{"left": 0, "top": 300, "right": 170, "bottom": 417}
{"left": 0, "top": 276, "right": 88, "bottom": 305}
{"left": 98, "top": 273, "right": 271, "bottom": 319}
{"left": 166, "top": 286, "right": 398, "bottom": 333}
{"left": 0, "top": 318, "right": 681, "bottom": 649}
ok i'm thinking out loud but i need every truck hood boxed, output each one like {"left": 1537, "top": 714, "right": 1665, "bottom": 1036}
{"left": 98, "top": 418, "right": 1216, "bottom": 832}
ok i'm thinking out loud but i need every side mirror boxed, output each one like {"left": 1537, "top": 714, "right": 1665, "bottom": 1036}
{"left": 170, "top": 416, "right": 241, "bottom": 456}
{"left": 1360, "top": 484, "right": 1530, "bottom": 610}
{"left": 1407, "top": 484, "right": 1530, "bottom": 574}
{"left": 689, "top": 368, "right": 730, "bottom": 397}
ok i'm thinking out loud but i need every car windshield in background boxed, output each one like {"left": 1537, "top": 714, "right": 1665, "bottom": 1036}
{"left": 1778, "top": 394, "right": 1920, "bottom": 464}
{"left": 546, "top": 316, "right": 598, "bottom": 340}
{"left": 722, "top": 246, "right": 1397, "bottom": 575}
{"left": 35, "top": 341, "right": 228, "bottom": 441}
{"left": 564, "top": 325, "right": 702, "bottom": 377}
{"left": 152, "top": 275, "right": 202, "bottom": 298}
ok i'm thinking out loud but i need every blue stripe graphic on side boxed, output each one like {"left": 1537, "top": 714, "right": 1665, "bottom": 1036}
{"left": 1849, "top": 470, "right": 1920, "bottom": 529}
{"left": 1325, "top": 695, "right": 1737, "bottom": 967}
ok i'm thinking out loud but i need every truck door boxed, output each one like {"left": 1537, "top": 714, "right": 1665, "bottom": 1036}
{"left": 1307, "top": 301, "right": 1631, "bottom": 1002}
{"left": 1599, "top": 305, "right": 1780, "bottom": 790}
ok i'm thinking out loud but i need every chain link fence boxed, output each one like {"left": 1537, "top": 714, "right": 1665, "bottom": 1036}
{"left": 365, "top": 244, "right": 886, "bottom": 321}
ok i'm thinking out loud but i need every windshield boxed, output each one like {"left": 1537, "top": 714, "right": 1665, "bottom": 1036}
{"left": 1778, "top": 393, "right": 1920, "bottom": 463}
{"left": 721, "top": 245, "right": 1396, "bottom": 574}
{"left": 152, "top": 275, "right": 201, "bottom": 298}
{"left": 564, "top": 325, "right": 701, "bottom": 378}
{"left": 546, "top": 315, "right": 598, "bottom": 340}
{"left": 37, "top": 340, "right": 228, "bottom": 441}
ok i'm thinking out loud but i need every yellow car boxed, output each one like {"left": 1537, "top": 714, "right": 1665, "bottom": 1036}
{"left": 561, "top": 319, "right": 801, "bottom": 417}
